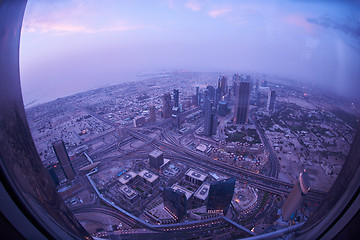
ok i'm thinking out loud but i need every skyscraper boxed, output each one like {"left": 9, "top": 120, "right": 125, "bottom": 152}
{"left": 267, "top": 90, "right": 276, "bottom": 113}
{"left": 219, "top": 76, "right": 228, "bottom": 96}
{"left": 206, "top": 85, "right": 215, "bottom": 103}
{"left": 196, "top": 87, "right": 200, "bottom": 105}
{"left": 173, "top": 89, "right": 179, "bottom": 108}
{"left": 163, "top": 93, "right": 172, "bottom": 118}
{"left": 255, "top": 79, "right": 259, "bottom": 94}
{"left": 218, "top": 100, "right": 228, "bottom": 117}
{"left": 149, "top": 150, "right": 164, "bottom": 171}
{"left": 172, "top": 106, "right": 181, "bottom": 128}
{"left": 149, "top": 104, "right": 156, "bottom": 123}
{"left": 52, "top": 140, "right": 76, "bottom": 181}
{"left": 233, "top": 81, "right": 250, "bottom": 124}
{"left": 215, "top": 86, "right": 222, "bottom": 106}
{"left": 203, "top": 90, "right": 218, "bottom": 136}
{"left": 163, "top": 187, "right": 187, "bottom": 222}
{"left": 232, "top": 74, "right": 239, "bottom": 96}
{"left": 282, "top": 170, "right": 310, "bottom": 221}
{"left": 207, "top": 178, "right": 236, "bottom": 215}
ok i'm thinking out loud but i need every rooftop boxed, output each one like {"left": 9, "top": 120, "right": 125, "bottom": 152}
{"left": 194, "top": 182, "right": 210, "bottom": 200}
{"left": 118, "top": 171, "right": 137, "bottom": 185}
{"left": 149, "top": 149, "right": 163, "bottom": 159}
{"left": 120, "top": 185, "right": 137, "bottom": 199}
{"left": 171, "top": 184, "right": 194, "bottom": 200}
{"left": 196, "top": 144, "right": 207, "bottom": 152}
{"left": 138, "top": 169, "right": 159, "bottom": 183}
{"left": 185, "top": 168, "right": 207, "bottom": 182}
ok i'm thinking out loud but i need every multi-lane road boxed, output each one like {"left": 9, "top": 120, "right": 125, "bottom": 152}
{"left": 127, "top": 128, "right": 326, "bottom": 201}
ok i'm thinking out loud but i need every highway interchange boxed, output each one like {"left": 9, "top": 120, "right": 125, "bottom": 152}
{"left": 67, "top": 105, "right": 326, "bottom": 238}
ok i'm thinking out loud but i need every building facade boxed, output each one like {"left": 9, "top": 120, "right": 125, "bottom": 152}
{"left": 149, "top": 150, "right": 164, "bottom": 171}
{"left": 163, "top": 187, "right": 187, "bottom": 222}
{"left": 162, "top": 93, "right": 172, "bottom": 118}
{"left": 149, "top": 104, "right": 156, "bottom": 123}
{"left": 218, "top": 100, "right": 228, "bottom": 117}
{"left": 233, "top": 81, "right": 250, "bottom": 124}
{"left": 232, "top": 74, "right": 239, "bottom": 97}
{"left": 207, "top": 178, "right": 236, "bottom": 215}
{"left": 173, "top": 89, "right": 179, "bottom": 107}
{"left": 203, "top": 90, "right": 218, "bottom": 136}
{"left": 219, "top": 76, "right": 228, "bottom": 96}
{"left": 172, "top": 106, "right": 181, "bottom": 129}
{"left": 267, "top": 90, "right": 276, "bottom": 113}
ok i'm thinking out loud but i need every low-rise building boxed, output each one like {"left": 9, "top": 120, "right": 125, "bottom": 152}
{"left": 193, "top": 182, "right": 210, "bottom": 206}
{"left": 185, "top": 168, "right": 207, "bottom": 186}
{"left": 138, "top": 169, "right": 160, "bottom": 187}
{"left": 118, "top": 171, "right": 138, "bottom": 185}
{"left": 119, "top": 185, "right": 139, "bottom": 204}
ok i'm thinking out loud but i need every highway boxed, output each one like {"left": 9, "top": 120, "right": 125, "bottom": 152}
{"left": 126, "top": 128, "right": 326, "bottom": 201}
{"left": 71, "top": 205, "right": 253, "bottom": 238}
{"left": 80, "top": 170, "right": 255, "bottom": 238}
{"left": 249, "top": 110, "right": 279, "bottom": 178}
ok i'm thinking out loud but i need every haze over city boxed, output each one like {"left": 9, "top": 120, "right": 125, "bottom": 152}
{"left": 2, "top": 0, "right": 360, "bottom": 239}
{"left": 20, "top": 0, "right": 360, "bottom": 105}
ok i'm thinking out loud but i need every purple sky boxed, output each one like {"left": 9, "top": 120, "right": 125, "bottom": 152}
{"left": 19, "top": 0, "right": 360, "bottom": 105}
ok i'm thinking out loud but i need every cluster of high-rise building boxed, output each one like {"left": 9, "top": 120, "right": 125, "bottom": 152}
{"left": 160, "top": 73, "right": 277, "bottom": 135}
{"left": 162, "top": 177, "right": 236, "bottom": 222}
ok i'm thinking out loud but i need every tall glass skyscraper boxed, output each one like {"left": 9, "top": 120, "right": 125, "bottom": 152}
{"left": 267, "top": 90, "right": 276, "bottom": 113}
{"left": 162, "top": 93, "right": 172, "bottom": 118}
{"left": 219, "top": 76, "right": 228, "bottom": 96}
{"left": 173, "top": 89, "right": 179, "bottom": 107}
{"left": 207, "top": 178, "right": 236, "bottom": 215}
{"left": 203, "top": 90, "right": 218, "bottom": 136}
{"left": 233, "top": 81, "right": 250, "bottom": 124}
{"left": 163, "top": 187, "right": 187, "bottom": 222}
{"left": 149, "top": 104, "right": 156, "bottom": 123}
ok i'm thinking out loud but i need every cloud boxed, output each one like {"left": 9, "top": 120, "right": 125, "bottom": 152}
{"left": 283, "top": 14, "right": 315, "bottom": 33}
{"left": 21, "top": 1, "right": 145, "bottom": 35}
{"left": 307, "top": 15, "right": 360, "bottom": 39}
{"left": 22, "top": 20, "right": 143, "bottom": 35}
{"left": 185, "top": 0, "right": 202, "bottom": 11}
{"left": 208, "top": 7, "right": 231, "bottom": 18}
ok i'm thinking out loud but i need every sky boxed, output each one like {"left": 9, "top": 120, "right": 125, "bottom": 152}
{"left": 19, "top": 0, "right": 360, "bottom": 105}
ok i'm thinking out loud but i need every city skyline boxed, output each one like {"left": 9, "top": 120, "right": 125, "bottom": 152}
{"left": 2, "top": 1, "right": 360, "bottom": 239}
{"left": 23, "top": 70, "right": 359, "bottom": 238}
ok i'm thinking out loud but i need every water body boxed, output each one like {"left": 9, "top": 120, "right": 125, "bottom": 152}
{"left": 21, "top": 71, "right": 146, "bottom": 108}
